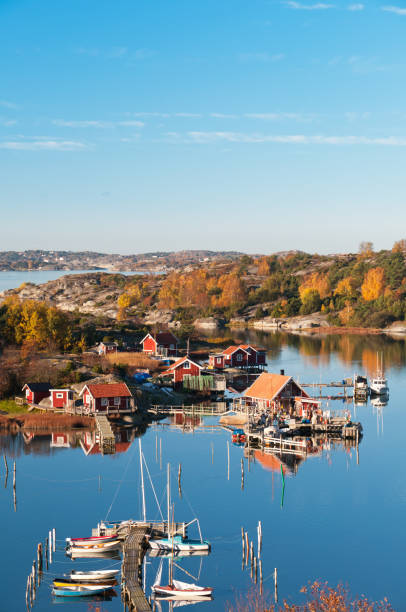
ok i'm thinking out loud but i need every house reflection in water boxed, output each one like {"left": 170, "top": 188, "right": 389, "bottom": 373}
{"left": 20, "top": 428, "right": 137, "bottom": 456}
{"left": 170, "top": 413, "right": 203, "bottom": 431}
{"left": 252, "top": 436, "right": 359, "bottom": 476}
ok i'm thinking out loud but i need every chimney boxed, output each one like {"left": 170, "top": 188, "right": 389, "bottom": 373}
{"left": 280, "top": 369, "right": 285, "bottom": 376}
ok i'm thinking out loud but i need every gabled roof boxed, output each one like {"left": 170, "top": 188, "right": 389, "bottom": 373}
{"left": 222, "top": 345, "right": 249, "bottom": 356}
{"left": 99, "top": 341, "right": 118, "bottom": 347}
{"left": 239, "top": 344, "right": 266, "bottom": 353}
{"left": 244, "top": 372, "right": 300, "bottom": 401}
{"left": 79, "top": 383, "right": 132, "bottom": 398}
{"left": 162, "top": 356, "right": 202, "bottom": 376}
{"left": 23, "top": 382, "right": 51, "bottom": 392}
{"left": 140, "top": 331, "right": 178, "bottom": 345}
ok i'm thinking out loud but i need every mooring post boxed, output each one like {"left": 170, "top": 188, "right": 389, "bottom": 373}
{"left": 227, "top": 441, "right": 230, "bottom": 481}
{"left": 254, "top": 556, "right": 257, "bottom": 583}
{"left": 274, "top": 567, "right": 278, "bottom": 603}
{"left": 257, "top": 520, "right": 262, "bottom": 558}
{"left": 48, "top": 531, "right": 52, "bottom": 564}
{"left": 241, "top": 527, "right": 245, "bottom": 560}
{"left": 259, "top": 559, "right": 263, "bottom": 594}
{"left": 241, "top": 458, "right": 244, "bottom": 490}
{"left": 178, "top": 463, "right": 182, "bottom": 498}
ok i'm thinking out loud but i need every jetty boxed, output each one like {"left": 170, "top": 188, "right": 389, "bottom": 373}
{"left": 92, "top": 519, "right": 188, "bottom": 611}
{"left": 95, "top": 414, "right": 115, "bottom": 454}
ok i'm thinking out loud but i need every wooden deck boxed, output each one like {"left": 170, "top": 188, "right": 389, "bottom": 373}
{"left": 95, "top": 414, "right": 115, "bottom": 454}
{"left": 122, "top": 526, "right": 151, "bottom": 612}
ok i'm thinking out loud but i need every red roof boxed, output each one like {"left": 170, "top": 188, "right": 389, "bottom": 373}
{"left": 244, "top": 372, "right": 292, "bottom": 401}
{"left": 162, "top": 356, "right": 202, "bottom": 376}
{"left": 222, "top": 345, "right": 248, "bottom": 356}
{"left": 156, "top": 331, "right": 178, "bottom": 345}
{"left": 81, "top": 383, "right": 132, "bottom": 398}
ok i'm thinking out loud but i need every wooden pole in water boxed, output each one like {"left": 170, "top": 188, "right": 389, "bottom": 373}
{"left": 227, "top": 441, "right": 230, "bottom": 481}
{"left": 98, "top": 474, "right": 101, "bottom": 492}
{"left": 241, "top": 527, "right": 245, "bottom": 559}
{"left": 48, "top": 531, "right": 52, "bottom": 564}
{"left": 52, "top": 528, "right": 56, "bottom": 552}
{"left": 13, "top": 460, "right": 16, "bottom": 489}
{"left": 45, "top": 537, "right": 48, "bottom": 570}
{"left": 259, "top": 559, "right": 263, "bottom": 594}
{"left": 178, "top": 463, "right": 182, "bottom": 498}
{"left": 25, "top": 575, "right": 30, "bottom": 609}
{"left": 250, "top": 541, "right": 254, "bottom": 568}
{"left": 254, "top": 556, "right": 257, "bottom": 583}
{"left": 356, "top": 428, "right": 359, "bottom": 465}
{"left": 274, "top": 567, "right": 278, "bottom": 603}
{"left": 257, "top": 521, "right": 262, "bottom": 558}
{"left": 241, "top": 458, "right": 244, "bottom": 490}
{"left": 4, "top": 454, "right": 8, "bottom": 481}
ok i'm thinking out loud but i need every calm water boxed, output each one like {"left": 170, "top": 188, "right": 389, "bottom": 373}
{"left": 1, "top": 332, "right": 406, "bottom": 611}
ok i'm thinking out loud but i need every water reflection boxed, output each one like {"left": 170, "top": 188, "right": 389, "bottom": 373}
{"left": 0, "top": 427, "right": 140, "bottom": 458}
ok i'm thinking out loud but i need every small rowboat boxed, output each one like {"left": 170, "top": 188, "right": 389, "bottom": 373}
{"left": 66, "top": 540, "right": 121, "bottom": 557}
{"left": 52, "top": 585, "right": 112, "bottom": 597}
{"left": 53, "top": 579, "right": 117, "bottom": 588}
{"left": 70, "top": 570, "right": 119, "bottom": 581}
{"left": 152, "top": 580, "right": 213, "bottom": 599}
{"left": 66, "top": 537, "right": 118, "bottom": 548}
{"left": 69, "top": 534, "right": 117, "bottom": 542}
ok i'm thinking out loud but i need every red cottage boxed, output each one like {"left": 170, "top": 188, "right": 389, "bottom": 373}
{"left": 22, "top": 383, "right": 51, "bottom": 405}
{"left": 162, "top": 356, "right": 203, "bottom": 385}
{"left": 98, "top": 342, "right": 118, "bottom": 356}
{"left": 244, "top": 372, "right": 309, "bottom": 410}
{"left": 79, "top": 383, "right": 133, "bottom": 413}
{"left": 209, "top": 344, "right": 267, "bottom": 369}
{"left": 50, "top": 389, "right": 75, "bottom": 410}
{"left": 140, "top": 331, "right": 178, "bottom": 357}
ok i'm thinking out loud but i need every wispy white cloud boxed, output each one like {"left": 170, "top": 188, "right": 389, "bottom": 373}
{"left": 0, "top": 139, "right": 87, "bottom": 151}
{"left": 1, "top": 119, "right": 18, "bottom": 126}
{"left": 133, "top": 48, "right": 155, "bottom": 60}
{"left": 347, "top": 3, "right": 364, "bottom": 9}
{"left": 116, "top": 120, "right": 144, "bottom": 127}
{"left": 244, "top": 112, "right": 313, "bottom": 122}
{"left": 210, "top": 113, "right": 238, "bottom": 119}
{"left": 52, "top": 119, "right": 144, "bottom": 128}
{"left": 133, "top": 112, "right": 170, "bottom": 118}
{"left": 169, "top": 131, "right": 406, "bottom": 146}
{"left": 174, "top": 113, "right": 202, "bottom": 118}
{"left": 52, "top": 120, "right": 111, "bottom": 128}
{"left": 285, "top": 1, "right": 335, "bottom": 9}
{"left": 0, "top": 100, "right": 18, "bottom": 109}
{"left": 381, "top": 5, "right": 406, "bottom": 14}
{"left": 238, "top": 52, "right": 285, "bottom": 62}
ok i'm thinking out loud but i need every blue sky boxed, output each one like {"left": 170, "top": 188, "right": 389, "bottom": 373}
{"left": 1, "top": 0, "right": 406, "bottom": 254}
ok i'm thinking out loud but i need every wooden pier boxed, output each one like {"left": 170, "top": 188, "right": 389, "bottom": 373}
{"left": 122, "top": 526, "right": 151, "bottom": 612}
{"left": 95, "top": 414, "right": 115, "bottom": 454}
{"left": 150, "top": 402, "right": 229, "bottom": 416}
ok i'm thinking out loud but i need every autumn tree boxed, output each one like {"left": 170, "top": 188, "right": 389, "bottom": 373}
{"left": 392, "top": 239, "right": 406, "bottom": 254}
{"left": 299, "top": 272, "right": 330, "bottom": 300}
{"left": 361, "top": 267, "right": 386, "bottom": 301}
{"left": 334, "top": 276, "right": 357, "bottom": 297}
{"left": 359, "top": 241, "right": 374, "bottom": 256}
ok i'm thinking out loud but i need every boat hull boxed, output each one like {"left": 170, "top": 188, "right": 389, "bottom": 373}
{"left": 53, "top": 587, "right": 111, "bottom": 597}
{"left": 149, "top": 537, "right": 210, "bottom": 553}
{"left": 70, "top": 570, "right": 119, "bottom": 581}
{"left": 152, "top": 585, "right": 212, "bottom": 599}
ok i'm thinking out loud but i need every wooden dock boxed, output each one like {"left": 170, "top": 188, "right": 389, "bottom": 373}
{"left": 122, "top": 526, "right": 151, "bottom": 612}
{"left": 150, "top": 402, "right": 229, "bottom": 416}
{"left": 95, "top": 414, "right": 115, "bottom": 454}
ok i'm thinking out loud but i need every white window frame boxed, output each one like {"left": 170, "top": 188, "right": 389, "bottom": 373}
{"left": 237, "top": 353, "right": 243, "bottom": 361}
{"left": 56, "top": 392, "right": 64, "bottom": 399}
{"left": 101, "top": 398, "right": 108, "bottom": 407}
{"left": 114, "top": 397, "right": 120, "bottom": 406}
{"left": 183, "top": 361, "right": 190, "bottom": 370}
{"left": 216, "top": 357, "right": 222, "bottom": 364}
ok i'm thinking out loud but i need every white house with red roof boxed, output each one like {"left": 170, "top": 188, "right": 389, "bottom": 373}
{"left": 161, "top": 356, "right": 203, "bottom": 385}
{"left": 140, "top": 331, "right": 178, "bottom": 357}
{"left": 79, "top": 382, "right": 133, "bottom": 413}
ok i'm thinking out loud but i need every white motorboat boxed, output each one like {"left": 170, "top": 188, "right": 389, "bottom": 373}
{"left": 370, "top": 353, "right": 389, "bottom": 396}
{"left": 149, "top": 535, "right": 210, "bottom": 553}
{"left": 370, "top": 375, "right": 389, "bottom": 396}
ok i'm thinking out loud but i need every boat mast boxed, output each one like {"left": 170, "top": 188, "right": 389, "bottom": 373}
{"left": 139, "top": 438, "right": 146, "bottom": 523}
{"left": 167, "top": 463, "right": 170, "bottom": 537}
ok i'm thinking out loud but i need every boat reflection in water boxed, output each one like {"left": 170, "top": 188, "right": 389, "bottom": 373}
{"left": 148, "top": 549, "right": 210, "bottom": 559}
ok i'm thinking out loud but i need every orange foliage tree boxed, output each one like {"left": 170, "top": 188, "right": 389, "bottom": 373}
{"left": 361, "top": 267, "right": 386, "bottom": 301}
{"left": 299, "top": 272, "right": 331, "bottom": 300}
{"left": 334, "top": 276, "right": 357, "bottom": 297}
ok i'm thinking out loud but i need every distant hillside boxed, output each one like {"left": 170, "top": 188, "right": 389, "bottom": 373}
{"left": 2, "top": 244, "right": 406, "bottom": 331}
{"left": 0, "top": 249, "right": 246, "bottom": 271}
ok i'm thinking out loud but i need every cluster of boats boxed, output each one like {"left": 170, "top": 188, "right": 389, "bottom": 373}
{"left": 52, "top": 569, "right": 118, "bottom": 598}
